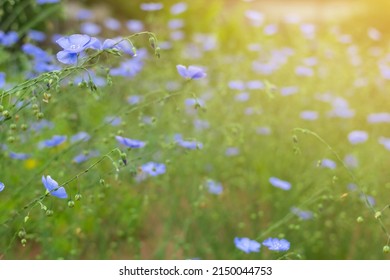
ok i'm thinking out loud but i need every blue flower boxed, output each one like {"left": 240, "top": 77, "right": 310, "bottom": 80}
{"left": 174, "top": 134, "right": 203, "bottom": 150}
{"left": 291, "top": 207, "right": 313, "bottom": 220}
{"left": 72, "top": 150, "right": 100, "bottom": 164}
{"left": 0, "top": 72, "right": 5, "bottom": 89}
{"left": 234, "top": 237, "right": 261, "bottom": 253}
{"left": 269, "top": 177, "right": 291, "bottom": 191}
{"left": 206, "top": 179, "right": 223, "bottom": 195}
{"left": 37, "top": 0, "right": 60, "bottom": 4}
{"left": 176, "top": 65, "right": 207, "bottom": 80}
{"left": 80, "top": 22, "right": 101, "bottom": 36}
{"left": 103, "top": 37, "right": 135, "bottom": 56}
{"left": 319, "top": 158, "right": 337, "bottom": 169}
{"left": 70, "top": 131, "right": 90, "bottom": 143}
{"left": 9, "top": 152, "right": 30, "bottom": 160}
{"left": 0, "top": 31, "right": 18, "bottom": 47}
{"left": 126, "top": 20, "right": 144, "bottom": 32}
{"left": 42, "top": 175, "right": 68, "bottom": 199}
{"left": 104, "top": 18, "right": 121, "bottom": 30}
{"left": 0, "top": 182, "right": 4, "bottom": 192}
{"left": 110, "top": 59, "right": 144, "bottom": 78}
{"left": 115, "top": 136, "right": 145, "bottom": 148}
{"left": 38, "top": 135, "right": 67, "bottom": 148}
{"left": 27, "top": 30, "right": 46, "bottom": 42}
{"left": 170, "top": 2, "right": 187, "bottom": 14}
{"left": 56, "top": 34, "right": 100, "bottom": 64}
{"left": 348, "top": 130, "right": 368, "bottom": 145}
{"left": 140, "top": 2, "right": 163, "bottom": 11}
{"left": 262, "top": 238, "right": 290, "bottom": 252}
{"left": 141, "top": 162, "right": 166, "bottom": 176}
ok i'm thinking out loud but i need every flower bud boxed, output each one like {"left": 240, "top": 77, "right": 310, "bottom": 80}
{"left": 68, "top": 200, "right": 75, "bottom": 208}
{"left": 45, "top": 209, "right": 53, "bottom": 216}
{"left": 18, "top": 230, "right": 26, "bottom": 239}
{"left": 383, "top": 245, "right": 390, "bottom": 254}
{"left": 149, "top": 37, "right": 156, "bottom": 49}
{"left": 375, "top": 211, "right": 382, "bottom": 219}
{"left": 356, "top": 216, "right": 364, "bottom": 223}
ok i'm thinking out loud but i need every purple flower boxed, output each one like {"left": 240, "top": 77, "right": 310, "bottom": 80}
{"left": 42, "top": 175, "right": 67, "bottom": 199}
{"left": 295, "top": 66, "right": 314, "bottom": 77}
{"left": 269, "top": 177, "right": 291, "bottom": 190}
{"left": 262, "top": 238, "right": 290, "bottom": 251}
{"left": 110, "top": 59, "right": 144, "bottom": 78}
{"left": 37, "top": 0, "right": 60, "bottom": 4}
{"left": 300, "top": 110, "right": 318, "bottom": 121}
{"left": 174, "top": 135, "right": 203, "bottom": 150}
{"left": 27, "top": 30, "right": 46, "bottom": 42}
{"left": 104, "top": 18, "right": 121, "bottom": 30}
{"left": 126, "top": 20, "right": 144, "bottom": 32}
{"left": 320, "top": 158, "right": 336, "bottom": 169}
{"left": 170, "top": 2, "right": 187, "bottom": 14}
{"left": 115, "top": 136, "right": 145, "bottom": 148}
{"left": 39, "top": 135, "right": 67, "bottom": 148}
{"left": 104, "top": 116, "right": 122, "bottom": 126}
{"left": 348, "top": 130, "right": 368, "bottom": 145}
{"left": 280, "top": 86, "right": 298, "bottom": 96}
{"left": 0, "top": 182, "right": 4, "bottom": 192}
{"left": 234, "top": 237, "right": 261, "bottom": 253}
{"left": 56, "top": 34, "right": 100, "bottom": 64}
{"left": 291, "top": 207, "right": 313, "bottom": 220}
{"left": 9, "top": 152, "right": 30, "bottom": 160}
{"left": 70, "top": 131, "right": 90, "bottom": 143}
{"left": 176, "top": 65, "right": 207, "bottom": 80}
{"left": 80, "top": 22, "right": 101, "bottom": 36}
{"left": 0, "top": 72, "right": 5, "bottom": 89}
{"left": 141, "top": 162, "right": 166, "bottom": 176}
{"left": 0, "top": 31, "right": 18, "bottom": 47}
{"left": 127, "top": 95, "right": 141, "bottom": 105}
{"left": 102, "top": 37, "right": 135, "bottom": 56}
{"left": 140, "top": 2, "right": 163, "bottom": 11}
{"left": 73, "top": 150, "right": 100, "bottom": 164}
{"left": 225, "top": 147, "right": 239, "bottom": 156}
{"left": 367, "top": 113, "right": 390, "bottom": 124}
{"left": 206, "top": 179, "right": 223, "bottom": 195}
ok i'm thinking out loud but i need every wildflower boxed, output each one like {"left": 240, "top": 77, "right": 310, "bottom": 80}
{"left": 42, "top": 175, "right": 68, "bottom": 199}
{"left": 0, "top": 31, "right": 18, "bottom": 47}
{"left": 104, "top": 18, "right": 121, "bottom": 30}
{"left": 225, "top": 147, "right": 239, "bottom": 157}
{"left": 127, "top": 95, "right": 142, "bottom": 105}
{"left": 115, "top": 136, "right": 145, "bottom": 148}
{"left": 141, "top": 162, "right": 166, "bottom": 176}
{"left": 126, "top": 20, "right": 144, "bottom": 32}
{"left": 38, "top": 135, "right": 67, "bottom": 148}
{"left": 234, "top": 237, "right": 261, "bottom": 253}
{"left": 300, "top": 110, "right": 318, "bottom": 120}
{"left": 9, "top": 152, "right": 30, "bottom": 160}
{"left": 269, "top": 177, "right": 291, "bottom": 190}
{"left": 36, "top": 0, "right": 60, "bottom": 4}
{"left": 170, "top": 2, "right": 187, "bottom": 14}
{"left": 319, "top": 158, "right": 336, "bottom": 169}
{"left": 70, "top": 131, "right": 90, "bottom": 143}
{"left": 72, "top": 150, "right": 100, "bottom": 164}
{"left": 176, "top": 65, "right": 207, "bottom": 80}
{"left": 110, "top": 59, "right": 144, "bottom": 78}
{"left": 0, "top": 72, "right": 5, "bottom": 89}
{"left": 291, "top": 207, "right": 313, "bottom": 220}
{"left": 27, "top": 30, "right": 46, "bottom": 42}
{"left": 206, "top": 179, "right": 223, "bottom": 195}
{"left": 140, "top": 3, "right": 163, "bottom": 11}
{"left": 348, "top": 130, "right": 368, "bottom": 144}
{"left": 76, "top": 9, "right": 93, "bottom": 20}
{"left": 262, "top": 237, "right": 290, "bottom": 251}
{"left": 56, "top": 34, "right": 100, "bottom": 64}
{"left": 102, "top": 37, "right": 135, "bottom": 56}
{"left": 104, "top": 116, "right": 122, "bottom": 126}
{"left": 367, "top": 113, "right": 390, "bottom": 123}
{"left": 0, "top": 182, "right": 4, "bottom": 192}
{"left": 80, "top": 22, "right": 101, "bottom": 36}
{"left": 174, "top": 134, "right": 203, "bottom": 150}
